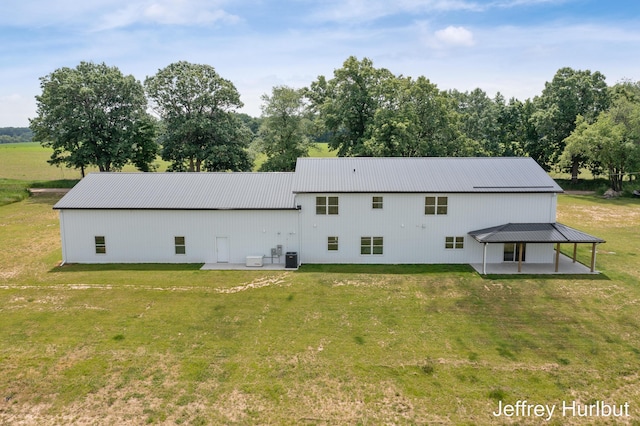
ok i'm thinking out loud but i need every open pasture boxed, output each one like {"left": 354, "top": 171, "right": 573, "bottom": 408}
{"left": 0, "top": 191, "right": 639, "bottom": 424}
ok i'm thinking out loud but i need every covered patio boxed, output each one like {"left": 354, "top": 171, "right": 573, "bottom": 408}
{"left": 468, "top": 223, "right": 605, "bottom": 275}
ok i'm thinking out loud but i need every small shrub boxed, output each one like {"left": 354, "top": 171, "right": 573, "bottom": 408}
{"left": 488, "top": 388, "right": 507, "bottom": 401}
{"left": 420, "top": 359, "right": 435, "bottom": 375}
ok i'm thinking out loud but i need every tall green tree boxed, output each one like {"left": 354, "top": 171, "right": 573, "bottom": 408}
{"left": 307, "top": 56, "right": 395, "bottom": 156}
{"left": 561, "top": 98, "right": 640, "bottom": 191}
{"left": 30, "top": 61, "right": 158, "bottom": 176}
{"left": 496, "top": 97, "right": 536, "bottom": 157}
{"left": 531, "top": 67, "right": 610, "bottom": 177}
{"left": 145, "top": 61, "right": 252, "bottom": 172}
{"left": 257, "top": 86, "right": 311, "bottom": 171}
{"left": 364, "top": 76, "right": 461, "bottom": 156}
{"left": 449, "top": 88, "right": 500, "bottom": 156}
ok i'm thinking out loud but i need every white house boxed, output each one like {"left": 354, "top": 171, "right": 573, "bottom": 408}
{"left": 53, "top": 157, "right": 604, "bottom": 273}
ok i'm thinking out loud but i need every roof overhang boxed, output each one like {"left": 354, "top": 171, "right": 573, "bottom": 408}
{"left": 468, "top": 223, "right": 605, "bottom": 244}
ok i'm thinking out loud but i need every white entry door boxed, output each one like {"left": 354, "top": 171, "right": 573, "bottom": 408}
{"left": 216, "top": 237, "right": 229, "bottom": 263}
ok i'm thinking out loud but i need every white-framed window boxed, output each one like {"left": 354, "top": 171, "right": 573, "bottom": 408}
{"left": 445, "top": 236, "right": 464, "bottom": 250}
{"left": 316, "top": 196, "right": 339, "bottom": 215}
{"left": 175, "top": 236, "right": 186, "bottom": 255}
{"left": 361, "top": 236, "right": 383, "bottom": 255}
{"left": 328, "top": 236, "right": 339, "bottom": 251}
{"left": 95, "top": 236, "right": 106, "bottom": 254}
{"left": 372, "top": 196, "right": 383, "bottom": 209}
{"left": 425, "top": 196, "right": 448, "bottom": 215}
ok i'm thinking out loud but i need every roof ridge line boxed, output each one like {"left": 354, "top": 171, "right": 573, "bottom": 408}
{"left": 551, "top": 222, "right": 572, "bottom": 241}
{"left": 486, "top": 222, "right": 512, "bottom": 239}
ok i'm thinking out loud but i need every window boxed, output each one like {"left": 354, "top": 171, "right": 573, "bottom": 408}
{"left": 95, "top": 236, "right": 106, "bottom": 254}
{"left": 361, "top": 236, "right": 383, "bottom": 255}
{"left": 372, "top": 196, "right": 383, "bottom": 209}
{"left": 445, "top": 236, "right": 464, "bottom": 250}
{"left": 316, "top": 196, "right": 339, "bottom": 215}
{"left": 328, "top": 236, "right": 339, "bottom": 251}
{"left": 425, "top": 196, "right": 448, "bottom": 215}
{"left": 175, "top": 236, "right": 186, "bottom": 255}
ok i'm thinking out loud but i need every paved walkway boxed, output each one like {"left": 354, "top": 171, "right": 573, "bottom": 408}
{"left": 201, "top": 263, "right": 293, "bottom": 271}
{"left": 28, "top": 188, "right": 71, "bottom": 194}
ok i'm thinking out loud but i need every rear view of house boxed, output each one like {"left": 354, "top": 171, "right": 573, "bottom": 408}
{"left": 54, "top": 157, "right": 604, "bottom": 273}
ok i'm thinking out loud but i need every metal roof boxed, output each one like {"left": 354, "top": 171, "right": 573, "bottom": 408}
{"left": 292, "top": 157, "right": 563, "bottom": 193}
{"left": 54, "top": 172, "right": 297, "bottom": 210}
{"left": 468, "top": 223, "right": 605, "bottom": 244}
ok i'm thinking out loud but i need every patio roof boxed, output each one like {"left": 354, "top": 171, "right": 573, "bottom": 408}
{"left": 468, "top": 223, "right": 605, "bottom": 244}
{"left": 468, "top": 223, "right": 605, "bottom": 274}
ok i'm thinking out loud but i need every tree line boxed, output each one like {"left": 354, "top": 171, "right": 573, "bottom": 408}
{"left": 0, "top": 127, "right": 33, "bottom": 144}
{"left": 30, "top": 57, "right": 640, "bottom": 190}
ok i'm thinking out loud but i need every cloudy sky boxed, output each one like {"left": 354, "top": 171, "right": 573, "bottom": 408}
{"left": 1, "top": 0, "right": 639, "bottom": 127}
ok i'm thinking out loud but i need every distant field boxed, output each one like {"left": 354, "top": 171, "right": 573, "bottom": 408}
{"left": 0, "top": 191, "right": 639, "bottom": 424}
{"left": 0, "top": 142, "right": 336, "bottom": 181}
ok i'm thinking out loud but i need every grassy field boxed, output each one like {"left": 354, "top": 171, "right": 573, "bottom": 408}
{"left": 0, "top": 142, "right": 337, "bottom": 207}
{"left": 0, "top": 142, "right": 337, "bottom": 180}
{"left": 1, "top": 189, "right": 639, "bottom": 424}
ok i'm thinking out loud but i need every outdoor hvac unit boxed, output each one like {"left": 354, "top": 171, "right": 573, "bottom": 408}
{"left": 246, "top": 255, "right": 264, "bottom": 267}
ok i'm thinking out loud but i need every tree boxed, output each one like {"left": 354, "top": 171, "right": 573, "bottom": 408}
{"left": 449, "top": 88, "right": 501, "bottom": 156}
{"left": 30, "top": 61, "right": 158, "bottom": 176}
{"left": 364, "top": 76, "right": 461, "bottom": 157}
{"left": 531, "top": 67, "right": 610, "bottom": 177}
{"left": 256, "top": 86, "right": 311, "bottom": 171}
{"left": 144, "top": 61, "right": 252, "bottom": 172}
{"left": 307, "top": 56, "right": 395, "bottom": 156}
{"left": 561, "top": 99, "right": 640, "bottom": 191}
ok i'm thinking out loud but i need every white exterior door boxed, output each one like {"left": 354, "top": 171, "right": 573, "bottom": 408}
{"left": 216, "top": 237, "right": 229, "bottom": 263}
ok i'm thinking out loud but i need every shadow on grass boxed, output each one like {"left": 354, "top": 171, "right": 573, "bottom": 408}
{"left": 30, "top": 179, "right": 80, "bottom": 189}
{"left": 49, "top": 263, "right": 205, "bottom": 273}
{"left": 479, "top": 272, "right": 611, "bottom": 281}
{"left": 297, "top": 264, "right": 475, "bottom": 275}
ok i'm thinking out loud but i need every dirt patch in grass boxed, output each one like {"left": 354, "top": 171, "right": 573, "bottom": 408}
{"left": 558, "top": 203, "right": 640, "bottom": 227}
{"left": 216, "top": 273, "right": 291, "bottom": 294}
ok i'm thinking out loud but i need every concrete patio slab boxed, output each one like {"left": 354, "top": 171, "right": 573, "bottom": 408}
{"left": 470, "top": 254, "right": 598, "bottom": 275}
{"left": 200, "top": 263, "right": 293, "bottom": 271}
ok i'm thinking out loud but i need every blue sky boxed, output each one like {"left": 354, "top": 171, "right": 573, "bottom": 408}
{"left": 1, "top": 0, "right": 639, "bottom": 127}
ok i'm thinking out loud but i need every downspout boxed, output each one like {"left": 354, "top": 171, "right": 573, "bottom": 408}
{"left": 58, "top": 209, "right": 67, "bottom": 266}
{"left": 296, "top": 196, "right": 302, "bottom": 267}
{"left": 482, "top": 243, "right": 487, "bottom": 275}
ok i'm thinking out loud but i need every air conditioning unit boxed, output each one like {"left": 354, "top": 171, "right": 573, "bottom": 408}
{"left": 246, "top": 255, "right": 264, "bottom": 267}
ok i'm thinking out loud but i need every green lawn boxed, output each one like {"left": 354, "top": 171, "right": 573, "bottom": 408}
{"left": 1, "top": 192, "right": 639, "bottom": 424}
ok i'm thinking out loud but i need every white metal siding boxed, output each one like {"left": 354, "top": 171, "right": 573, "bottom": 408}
{"left": 297, "top": 192, "right": 558, "bottom": 264}
{"left": 60, "top": 209, "right": 299, "bottom": 264}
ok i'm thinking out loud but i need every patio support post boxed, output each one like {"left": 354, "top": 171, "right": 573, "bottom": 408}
{"left": 555, "top": 243, "right": 561, "bottom": 273}
{"left": 572, "top": 243, "right": 578, "bottom": 263}
{"left": 518, "top": 242, "right": 523, "bottom": 273}
{"left": 590, "top": 242, "right": 597, "bottom": 273}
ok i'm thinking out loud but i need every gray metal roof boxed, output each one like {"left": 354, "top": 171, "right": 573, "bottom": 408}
{"left": 468, "top": 223, "right": 605, "bottom": 244}
{"left": 54, "top": 172, "right": 297, "bottom": 210}
{"left": 292, "top": 157, "right": 563, "bottom": 193}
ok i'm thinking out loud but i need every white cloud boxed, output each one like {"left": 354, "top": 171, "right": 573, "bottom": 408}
{"left": 0, "top": 0, "right": 239, "bottom": 30}
{"left": 95, "top": 0, "right": 240, "bottom": 31}
{"left": 434, "top": 25, "right": 475, "bottom": 46}
{"left": 309, "top": 0, "right": 482, "bottom": 23}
